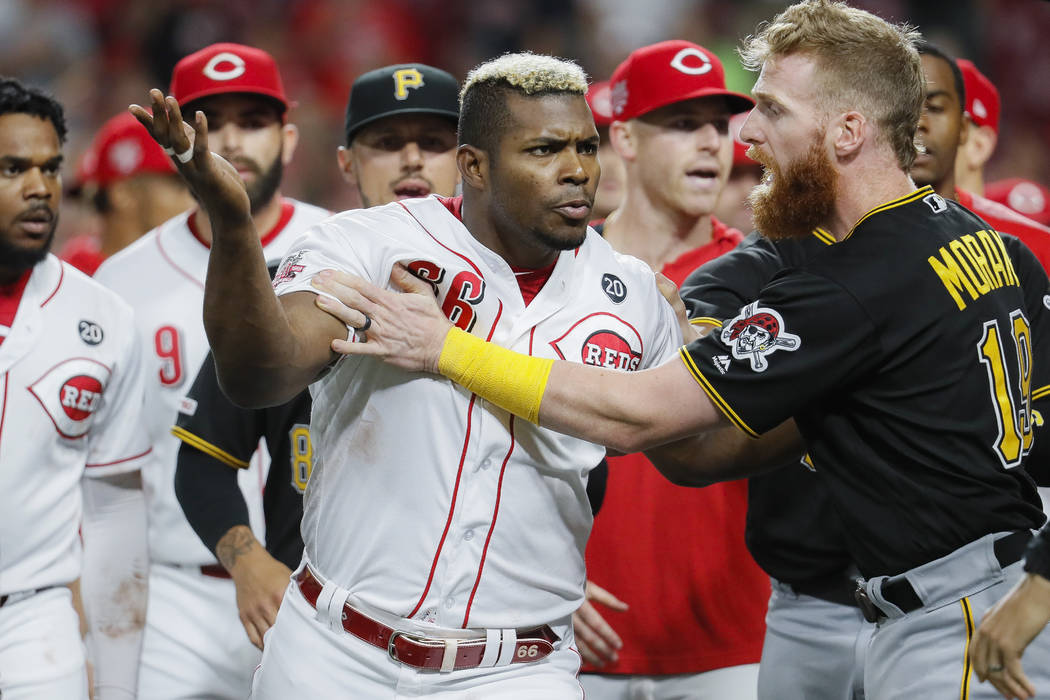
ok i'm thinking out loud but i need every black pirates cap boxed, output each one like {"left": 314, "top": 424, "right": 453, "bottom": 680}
{"left": 343, "top": 63, "right": 460, "bottom": 144}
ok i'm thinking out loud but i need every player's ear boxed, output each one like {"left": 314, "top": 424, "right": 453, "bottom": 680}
{"left": 832, "top": 110, "right": 864, "bottom": 158}
{"left": 336, "top": 146, "right": 359, "bottom": 187}
{"left": 281, "top": 123, "right": 299, "bottom": 166}
{"left": 457, "top": 144, "right": 487, "bottom": 191}
{"left": 609, "top": 120, "right": 636, "bottom": 162}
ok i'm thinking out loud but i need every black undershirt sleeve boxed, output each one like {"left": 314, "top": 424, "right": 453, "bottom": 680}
{"left": 174, "top": 441, "right": 251, "bottom": 556}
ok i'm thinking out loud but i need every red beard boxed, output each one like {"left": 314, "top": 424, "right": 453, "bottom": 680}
{"left": 748, "top": 141, "right": 837, "bottom": 241}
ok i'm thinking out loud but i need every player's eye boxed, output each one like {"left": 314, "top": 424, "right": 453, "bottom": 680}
{"left": 528, "top": 145, "right": 553, "bottom": 156}
{"left": 578, "top": 142, "right": 598, "bottom": 156}
{"left": 0, "top": 164, "right": 21, "bottom": 177}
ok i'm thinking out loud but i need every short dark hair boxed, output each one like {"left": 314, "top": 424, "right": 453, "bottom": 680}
{"left": 916, "top": 41, "right": 965, "bottom": 113}
{"left": 0, "top": 77, "right": 67, "bottom": 143}
{"left": 458, "top": 82, "right": 516, "bottom": 155}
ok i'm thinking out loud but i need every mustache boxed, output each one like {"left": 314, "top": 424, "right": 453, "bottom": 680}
{"left": 15, "top": 203, "right": 55, "bottom": 221}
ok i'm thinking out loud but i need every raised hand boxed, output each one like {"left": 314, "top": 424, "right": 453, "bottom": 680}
{"left": 128, "top": 89, "right": 249, "bottom": 224}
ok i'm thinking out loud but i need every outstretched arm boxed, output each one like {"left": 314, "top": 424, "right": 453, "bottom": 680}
{"left": 129, "top": 91, "right": 343, "bottom": 406}
{"left": 312, "top": 266, "right": 728, "bottom": 455}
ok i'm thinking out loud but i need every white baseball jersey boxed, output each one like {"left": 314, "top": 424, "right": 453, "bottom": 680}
{"left": 0, "top": 255, "right": 150, "bottom": 595}
{"left": 273, "top": 195, "right": 682, "bottom": 631}
{"left": 94, "top": 198, "right": 330, "bottom": 565}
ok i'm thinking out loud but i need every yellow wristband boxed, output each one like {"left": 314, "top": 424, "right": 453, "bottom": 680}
{"left": 438, "top": 327, "right": 554, "bottom": 424}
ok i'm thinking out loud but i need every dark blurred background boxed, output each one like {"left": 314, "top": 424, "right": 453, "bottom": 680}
{"left": 3, "top": 0, "right": 1048, "bottom": 242}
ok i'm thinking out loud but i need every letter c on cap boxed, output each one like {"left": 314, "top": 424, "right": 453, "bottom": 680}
{"left": 670, "top": 48, "right": 712, "bottom": 76}
{"left": 203, "top": 52, "right": 247, "bottom": 81}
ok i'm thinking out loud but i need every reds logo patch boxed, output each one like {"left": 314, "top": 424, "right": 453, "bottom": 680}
{"left": 720, "top": 303, "right": 800, "bottom": 372}
{"left": 550, "top": 313, "right": 643, "bottom": 371}
{"left": 28, "top": 358, "right": 111, "bottom": 438}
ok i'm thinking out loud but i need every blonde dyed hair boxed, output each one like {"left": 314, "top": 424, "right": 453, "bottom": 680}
{"left": 460, "top": 52, "right": 588, "bottom": 104}
{"left": 458, "top": 52, "right": 590, "bottom": 154}
{"left": 740, "top": 0, "right": 924, "bottom": 170}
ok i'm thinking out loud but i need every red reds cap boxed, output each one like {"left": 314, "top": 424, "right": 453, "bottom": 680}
{"left": 609, "top": 40, "right": 753, "bottom": 122}
{"left": 586, "top": 81, "right": 614, "bottom": 127}
{"left": 957, "top": 59, "right": 1000, "bottom": 134}
{"left": 169, "top": 42, "right": 289, "bottom": 111}
{"left": 985, "top": 178, "right": 1050, "bottom": 227}
{"left": 79, "top": 112, "right": 175, "bottom": 188}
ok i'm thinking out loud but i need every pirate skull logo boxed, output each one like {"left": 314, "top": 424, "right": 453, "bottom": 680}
{"left": 720, "top": 303, "right": 800, "bottom": 372}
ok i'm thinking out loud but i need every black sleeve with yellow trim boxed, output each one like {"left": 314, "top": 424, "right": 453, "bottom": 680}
{"left": 680, "top": 232, "right": 824, "bottom": 326}
{"left": 1002, "top": 233, "right": 1050, "bottom": 485}
{"left": 174, "top": 353, "right": 264, "bottom": 467}
{"left": 680, "top": 232, "right": 782, "bottom": 326}
{"left": 680, "top": 269, "right": 880, "bottom": 436}
{"left": 173, "top": 351, "right": 262, "bottom": 556}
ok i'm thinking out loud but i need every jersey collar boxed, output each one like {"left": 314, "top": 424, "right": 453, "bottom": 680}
{"left": 844, "top": 186, "right": 935, "bottom": 240}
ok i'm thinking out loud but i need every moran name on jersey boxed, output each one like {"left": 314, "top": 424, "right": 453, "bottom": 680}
{"left": 929, "top": 227, "right": 1021, "bottom": 311}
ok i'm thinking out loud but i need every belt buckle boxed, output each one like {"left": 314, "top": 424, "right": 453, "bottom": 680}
{"left": 853, "top": 582, "right": 882, "bottom": 623}
{"left": 387, "top": 629, "right": 428, "bottom": 663}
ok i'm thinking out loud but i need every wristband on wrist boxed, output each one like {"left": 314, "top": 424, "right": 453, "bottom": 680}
{"left": 438, "top": 327, "right": 553, "bottom": 424}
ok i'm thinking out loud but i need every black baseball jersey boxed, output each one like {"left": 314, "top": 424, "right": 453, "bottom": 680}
{"left": 681, "top": 229, "right": 853, "bottom": 583}
{"left": 173, "top": 351, "right": 310, "bottom": 569}
{"left": 681, "top": 186, "right": 1047, "bottom": 577}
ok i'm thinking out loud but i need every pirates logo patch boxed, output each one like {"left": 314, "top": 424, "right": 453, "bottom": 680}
{"left": 720, "top": 302, "right": 800, "bottom": 372}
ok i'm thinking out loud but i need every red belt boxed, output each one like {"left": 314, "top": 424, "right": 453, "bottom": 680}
{"left": 294, "top": 568, "right": 557, "bottom": 672}
{"left": 200, "top": 564, "right": 232, "bottom": 579}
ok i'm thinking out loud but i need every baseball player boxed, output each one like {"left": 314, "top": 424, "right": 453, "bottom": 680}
{"left": 171, "top": 62, "right": 460, "bottom": 651}
{"left": 953, "top": 58, "right": 1000, "bottom": 197}
{"left": 912, "top": 43, "right": 1050, "bottom": 274}
{"left": 0, "top": 78, "right": 150, "bottom": 700}
{"left": 133, "top": 52, "right": 682, "bottom": 697}
{"left": 94, "top": 43, "right": 329, "bottom": 699}
{"left": 972, "top": 523, "right": 1050, "bottom": 700}
{"left": 574, "top": 40, "right": 769, "bottom": 700}
{"left": 672, "top": 42, "right": 1050, "bottom": 700}
{"left": 59, "top": 111, "right": 193, "bottom": 275}
{"left": 320, "top": 3, "right": 1050, "bottom": 698}
{"left": 337, "top": 63, "right": 460, "bottom": 207}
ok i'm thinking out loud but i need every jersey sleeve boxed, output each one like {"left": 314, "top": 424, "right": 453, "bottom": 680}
{"left": 679, "top": 233, "right": 784, "bottom": 326}
{"left": 84, "top": 315, "right": 153, "bottom": 477}
{"left": 679, "top": 270, "right": 880, "bottom": 436}
{"left": 172, "top": 352, "right": 262, "bottom": 469}
{"left": 272, "top": 215, "right": 377, "bottom": 299}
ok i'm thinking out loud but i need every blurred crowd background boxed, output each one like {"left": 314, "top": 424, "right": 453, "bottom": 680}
{"left": 2, "top": 0, "right": 1049, "bottom": 245}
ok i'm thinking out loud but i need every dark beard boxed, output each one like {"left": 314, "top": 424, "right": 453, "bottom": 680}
{"left": 0, "top": 222, "right": 57, "bottom": 274}
{"left": 748, "top": 141, "right": 837, "bottom": 241}
{"left": 246, "top": 155, "right": 283, "bottom": 215}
